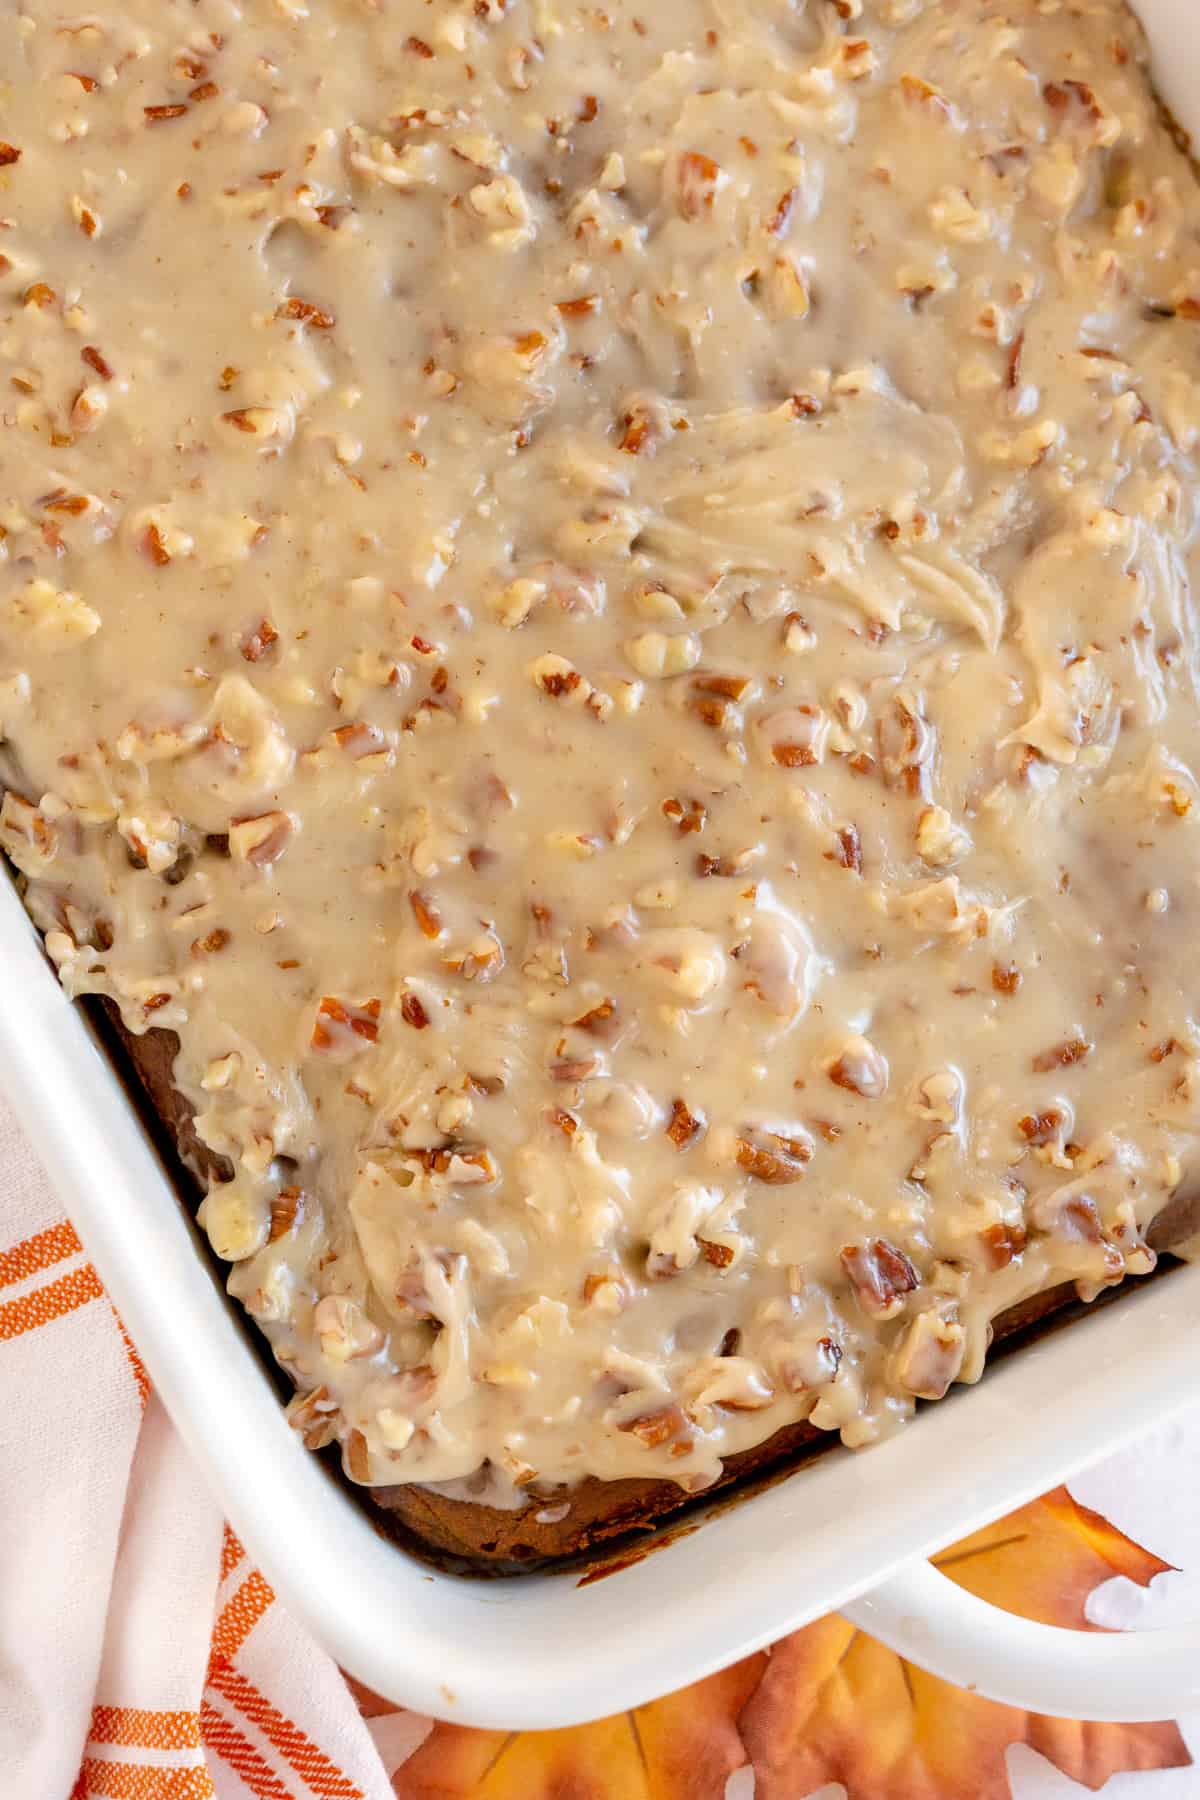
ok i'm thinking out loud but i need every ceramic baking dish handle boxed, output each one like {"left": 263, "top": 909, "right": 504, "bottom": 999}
{"left": 842, "top": 1560, "right": 1200, "bottom": 1723}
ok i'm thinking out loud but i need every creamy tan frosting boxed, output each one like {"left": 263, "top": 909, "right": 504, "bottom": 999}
{"left": 2, "top": 0, "right": 1199, "bottom": 1503}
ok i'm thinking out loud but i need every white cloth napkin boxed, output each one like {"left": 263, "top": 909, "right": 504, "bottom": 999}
{"left": 0, "top": 1083, "right": 1197, "bottom": 1800}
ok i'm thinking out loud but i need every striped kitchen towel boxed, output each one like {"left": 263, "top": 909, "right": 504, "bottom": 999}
{"left": 0, "top": 1088, "right": 426, "bottom": 1800}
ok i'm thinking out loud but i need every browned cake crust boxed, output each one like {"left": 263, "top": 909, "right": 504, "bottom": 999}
{"left": 95, "top": 1000, "right": 1197, "bottom": 1572}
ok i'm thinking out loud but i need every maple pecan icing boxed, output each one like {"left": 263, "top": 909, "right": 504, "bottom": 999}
{"left": 1, "top": 0, "right": 1199, "bottom": 1506}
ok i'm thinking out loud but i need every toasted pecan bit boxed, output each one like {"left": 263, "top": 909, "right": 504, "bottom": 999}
{"left": 900, "top": 73, "right": 953, "bottom": 118}
{"left": 1149, "top": 1037, "right": 1178, "bottom": 1063}
{"left": 992, "top": 962, "right": 1022, "bottom": 995}
{"left": 0, "top": 144, "right": 21, "bottom": 166}
{"left": 718, "top": 1326, "right": 742, "bottom": 1357}
{"left": 571, "top": 997, "right": 617, "bottom": 1036}
{"left": 144, "top": 103, "right": 189, "bottom": 122}
{"left": 841, "top": 1238, "right": 920, "bottom": 1317}
{"left": 699, "top": 1238, "right": 735, "bottom": 1268}
{"left": 81, "top": 345, "right": 113, "bottom": 382}
{"left": 772, "top": 741, "right": 817, "bottom": 767}
{"left": 556, "top": 295, "right": 600, "bottom": 317}
{"left": 1032, "top": 1036, "right": 1092, "bottom": 1072}
{"left": 189, "top": 80, "right": 219, "bottom": 102}
{"left": 288, "top": 1386, "right": 338, "bottom": 1450}
{"left": 192, "top": 928, "right": 230, "bottom": 955}
{"left": 835, "top": 824, "right": 863, "bottom": 873}
{"left": 693, "top": 671, "right": 752, "bottom": 701}
{"left": 618, "top": 406, "right": 654, "bottom": 455}
{"left": 142, "top": 992, "right": 171, "bottom": 1015}
{"left": 240, "top": 618, "right": 278, "bottom": 662}
{"left": 675, "top": 150, "right": 721, "bottom": 220}
{"left": 140, "top": 524, "right": 171, "bottom": 567}
{"left": 405, "top": 33, "right": 434, "bottom": 56}
{"left": 666, "top": 1097, "right": 705, "bottom": 1149}
{"left": 550, "top": 1056, "right": 598, "bottom": 1082}
{"left": 620, "top": 1404, "right": 689, "bottom": 1449}
{"left": 311, "top": 995, "right": 381, "bottom": 1050}
{"left": 979, "top": 1221, "right": 1027, "bottom": 1270}
{"left": 1006, "top": 329, "right": 1026, "bottom": 391}
{"left": 277, "top": 296, "right": 336, "bottom": 329}
{"left": 229, "top": 812, "right": 292, "bottom": 866}
{"left": 409, "top": 890, "right": 443, "bottom": 938}
{"left": 400, "top": 993, "right": 430, "bottom": 1030}
{"left": 344, "top": 1429, "right": 371, "bottom": 1482}
{"left": 268, "top": 1186, "right": 303, "bottom": 1241}
{"left": 1018, "top": 1108, "right": 1062, "bottom": 1144}
{"left": 696, "top": 852, "right": 738, "bottom": 878}
{"left": 662, "top": 796, "right": 707, "bottom": 835}
{"left": 767, "top": 186, "right": 799, "bottom": 237}
{"left": 735, "top": 1132, "right": 811, "bottom": 1184}
{"left": 691, "top": 694, "right": 731, "bottom": 731}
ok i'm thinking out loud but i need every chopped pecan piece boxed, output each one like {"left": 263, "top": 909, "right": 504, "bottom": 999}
{"left": 735, "top": 1131, "right": 812, "bottom": 1183}
{"left": 673, "top": 150, "right": 721, "bottom": 219}
{"left": 666, "top": 1098, "right": 705, "bottom": 1149}
{"left": 662, "top": 796, "right": 707, "bottom": 835}
{"left": 409, "top": 889, "right": 442, "bottom": 938}
{"left": 287, "top": 1386, "right": 338, "bottom": 1450}
{"left": 1032, "top": 1036, "right": 1091, "bottom": 1073}
{"left": 400, "top": 993, "right": 430, "bottom": 1030}
{"left": 81, "top": 345, "right": 113, "bottom": 382}
{"left": 240, "top": 618, "right": 278, "bottom": 661}
{"left": 277, "top": 297, "right": 336, "bottom": 329}
{"left": 979, "top": 1221, "right": 1027, "bottom": 1270}
{"left": 834, "top": 825, "right": 862, "bottom": 873}
{"left": 191, "top": 928, "right": 230, "bottom": 956}
{"left": 571, "top": 997, "right": 617, "bottom": 1037}
{"left": 1018, "top": 1108, "right": 1063, "bottom": 1145}
{"left": 699, "top": 1238, "right": 735, "bottom": 1268}
{"left": 310, "top": 995, "right": 381, "bottom": 1051}
{"left": 826, "top": 1035, "right": 888, "bottom": 1099}
{"left": 229, "top": 812, "right": 293, "bottom": 866}
{"left": 893, "top": 1309, "right": 965, "bottom": 1400}
{"left": 268, "top": 1186, "right": 304, "bottom": 1242}
{"left": 619, "top": 1404, "right": 690, "bottom": 1449}
{"left": 841, "top": 1239, "right": 920, "bottom": 1318}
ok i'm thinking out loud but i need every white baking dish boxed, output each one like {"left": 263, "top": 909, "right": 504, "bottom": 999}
{"left": 5, "top": 0, "right": 1200, "bottom": 1731}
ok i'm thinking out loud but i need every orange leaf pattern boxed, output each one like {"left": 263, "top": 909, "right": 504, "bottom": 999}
{"left": 392, "top": 1657, "right": 765, "bottom": 1800}
{"left": 377, "top": 1487, "right": 1191, "bottom": 1800}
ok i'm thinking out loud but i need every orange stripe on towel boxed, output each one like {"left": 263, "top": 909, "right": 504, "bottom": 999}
{"left": 75, "top": 1757, "right": 214, "bottom": 1798}
{"left": 0, "top": 1219, "right": 82, "bottom": 1288}
{"left": 89, "top": 1706, "right": 202, "bottom": 1751}
{"left": 220, "top": 1524, "right": 245, "bottom": 1584}
{"left": 0, "top": 1262, "right": 102, "bottom": 1341}
{"left": 208, "top": 1663, "right": 364, "bottom": 1798}
{"left": 111, "top": 1307, "right": 150, "bottom": 1407}
{"left": 200, "top": 1701, "right": 293, "bottom": 1800}
{"left": 209, "top": 1568, "right": 274, "bottom": 1667}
